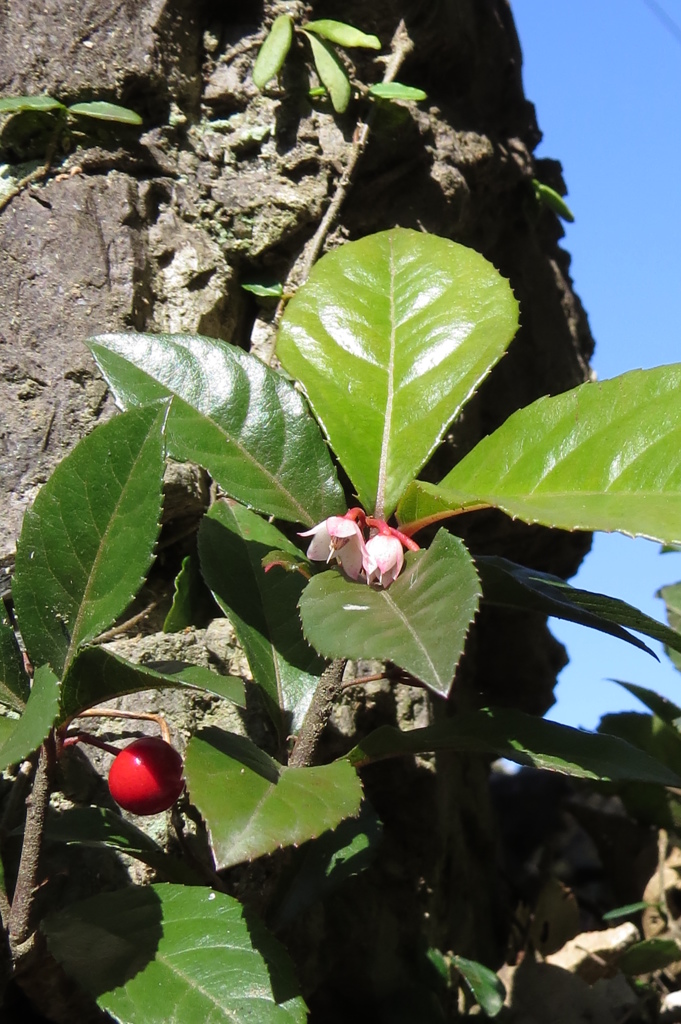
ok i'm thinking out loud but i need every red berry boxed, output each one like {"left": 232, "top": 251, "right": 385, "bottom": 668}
{"left": 108, "top": 736, "right": 184, "bottom": 815}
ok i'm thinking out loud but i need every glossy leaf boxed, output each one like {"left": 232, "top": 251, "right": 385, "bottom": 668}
{"left": 399, "top": 366, "right": 681, "bottom": 545}
{"left": 452, "top": 956, "right": 505, "bottom": 1017}
{"left": 88, "top": 332, "right": 344, "bottom": 526}
{"left": 0, "top": 95, "right": 65, "bottom": 113}
{"left": 198, "top": 501, "right": 324, "bottom": 734}
{"left": 61, "top": 645, "right": 245, "bottom": 721}
{"left": 13, "top": 404, "right": 166, "bottom": 678}
{"left": 532, "top": 179, "right": 575, "bottom": 222}
{"left": 348, "top": 707, "right": 681, "bottom": 784}
{"left": 0, "top": 615, "right": 29, "bottom": 710}
{"left": 660, "top": 580, "right": 681, "bottom": 671}
{"left": 68, "top": 101, "right": 142, "bottom": 125}
{"left": 163, "top": 554, "right": 218, "bottom": 632}
{"left": 43, "top": 883, "right": 307, "bottom": 1024}
{"left": 277, "top": 228, "right": 519, "bottom": 518}
{"left": 299, "top": 530, "right": 480, "bottom": 697}
{"left": 477, "top": 555, "right": 681, "bottom": 658}
{"left": 305, "top": 20, "right": 380, "bottom": 49}
{"left": 185, "top": 728, "right": 363, "bottom": 869}
{"left": 369, "top": 82, "right": 427, "bottom": 101}
{"left": 303, "top": 32, "right": 351, "bottom": 113}
{"left": 0, "top": 665, "right": 60, "bottom": 771}
{"left": 252, "top": 14, "right": 293, "bottom": 89}
{"left": 43, "top": 806, "right": 201, "bottom": 884}
{"left": 241, "top": 282, "right": 284, "bottom": 298}
{"left": 610, "top": 680, "right": 681, "bottom": 725}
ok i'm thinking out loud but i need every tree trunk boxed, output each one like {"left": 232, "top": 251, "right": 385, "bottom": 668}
{"left": 0, "top": 0, "right": 595, "bottom": 1019}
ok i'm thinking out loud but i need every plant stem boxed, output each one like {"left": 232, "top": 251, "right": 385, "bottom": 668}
{"left": 289, "top": 659, "right": 347, "bottom": 767}
{"left": 8, "top": 734, "right": 56, "bottom": 954}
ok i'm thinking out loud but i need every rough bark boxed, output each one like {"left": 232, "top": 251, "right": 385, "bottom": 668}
{"left": 0, "top": 1, "right": 596, "bottom": 1020}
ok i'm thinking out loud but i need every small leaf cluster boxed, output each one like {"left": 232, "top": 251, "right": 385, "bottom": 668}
{"left": 0, "top": 95, "right": 142, "bottom": 126}
{"left": 253, "top": 16, "right": 426, "bottom": 113}
{"left": 3, "top": 227, "right": 681, "bottom": 1018}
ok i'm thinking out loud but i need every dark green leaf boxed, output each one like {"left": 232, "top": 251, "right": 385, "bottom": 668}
{"left": 399, "top": 366, "right": 681, "bottom": 545}
{"left": 659, "top": 580, "right": 681, "bottom": 671}
{"left": 13, "top": 404, "right": 166, "bottom": 678}
{"left": 88, "top": 333, "right": 344, "bottom": 526}
{"left": 61, "top": 645, "right": 245, "bottom": 721}
{"left": 43, "top": 806, "right": 201, "bottom": 884}
{"left": 43, "top": 883, "right": 307, "bottom": 1023}
{"left": 305, "top": 20, "right": 381, "bottom": 49}
{"left": 299, "top": 530, "right": 480, "bottom": 697}
{"left": 241, "top": 282, "right": 284, "bottom": 298}
{"left": 477, "top": 555, "right": 681, "bottom": 659}
{"left": 163, "top": 554, "right": 218, "bottom": 632}
{"left": 369, "top": 82, "right": 427, "bottom": 101}
{"left": 303, "top": 32, "right": 351, "bottom": 113}
{"left": 452, "top": 955, "right": 505, "bottom": 1017}
{"left": 617, "top": 938, "right": 681, "bottom": 976}
{"left": 602, "top": 901, "right": 651, "bottom": 922}
{"left": 610, "top": 680, "right": 681, "bottom": 724}
{"left": 0, "top": 614, "right": 29, "bottom": 710}
{"left": 277, "top": 228, "right": 519, "bottom": 518}
{"left": 0, "top": 665, "right": 60, "bottom": 771}
{"left": 252, "top": 15, "right": 293, "bottom": 89}
{"left": 0, "top": 95, "right": 65, "bottom": 113}
{"left": 598, "top": 711, "right": 681, "bottom": 776}
{"left": 198, "top": 501, "right": 324, "bottom": 734}
{"left": 185, "top": 727, "right": 363, "bottom": 869}
{"left": 274, "top": 802, "right": 383, "bottom": 927}
{"left": 532, "top": 179, "right": 575, "bottom": 222}
{"left": 67, "top": 101, "right": 142, "bottom": 125}
{"left": 348, "top": 707, "right": 681, "bottom": 784}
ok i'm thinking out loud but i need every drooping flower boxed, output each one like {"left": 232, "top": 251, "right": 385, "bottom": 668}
{"left": 363, "top": 532, "right": 404, "bottom": 588}
{"left": 299, "top": 516, "right": 368, "bottom": 580}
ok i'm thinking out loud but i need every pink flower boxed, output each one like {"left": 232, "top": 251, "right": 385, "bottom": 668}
{"left": 299, "top": 516, "right": 368, "bottom": 580}
{"left": 363, "top": 533, "right": 404, "bottom": 588}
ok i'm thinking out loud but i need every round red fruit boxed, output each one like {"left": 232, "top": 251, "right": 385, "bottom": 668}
{"left": 108, "top": 736, "right": 184, "bottom": 815}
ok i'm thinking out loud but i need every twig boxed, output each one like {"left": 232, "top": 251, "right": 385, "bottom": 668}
{"left": 268, "top": 19, "right": 414, "bottom": 353}
{"left": 92, "top": 598, "right": 159, "bottom": 644}
{"left": 0, "top": 119, "right": 64, "bottom": 215}
{"left": 289, "top": 658, "right": 347, "bottom": 767}
{"left": 74, "top": 708, "right": 172, "bottom": 743}
{"left": 8, "top": 734, "right": 56, "bottom": 954}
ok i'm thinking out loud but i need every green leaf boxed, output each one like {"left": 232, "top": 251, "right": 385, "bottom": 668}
{"left": 304, "top": 20, "right": 381, "bottom": 49}
{"left": 299, "top": 530, "right": 480, "bottom": 697}
{"left": 369, "top": 82, "right": 427, "bottom": 102}
{"left": 610, "top": 680, "right": 681, "bottom": 725}
{"left": 348, "top": 707, "right": 681, "bottom": 785}
{"left": 274, "top": 801, "right": 383, "bottom": 928}
{"left": 185, "top": 728, "right": 363, "bottom": 869}
{"left": 198, "top": 501, "right": 324, "bottom": 734}
{"left": 303, "top": 32, "right": 351, "bottom": 114}
{"left": 163, "top": 554, "right": 218, "bottom": 632}
{"left": 61, "top": 645, "right": 245, "bottom": 721}
{"left": 617, "top": 938, "right": 681, "bottom": 976}
{"left": 598, "top": 711, "right": 681, "bottom": 776}
{"left": 252, "top": 15, "right": 293, "bottom": 89}
{"left": 399, "top": 366, "right": 681, "bottom": 545}
{"left": 0, "top": 95, "right": 65, "bottom": 113}
{"left": 452, "top": 955, "right": 505, "bottom": 1017}
{"left": 42, "top": 883, "right": 307, "bottom": 1024}
{"left": 277, "top": 228, "right": 519, "bottom": 518}
{"left": 659, "top": 580, "right": 681, "bottom": 671}
{"left": 0, "top": 665, "right": 60, "bottom": 771}
{"left": 0, "top": 615, "right": 29, "bottom": 710}
{"left": 532, "top": 179, "right": 575, "bottom": 222}
{"left": 13, "top": 404, "right": 166, "bottom": 678}
{"left": 241, "top": 282, "right": 284, "bottom": 298}
{"left": 43, "top": 806, "right": 201, "bottom": 884}
{"left": 477, "top": 555, "right": 681, "bottom": 659}
{"left": 602, "top": 901, "right": 651, "bottom": 922}
{"left": 67, "top": 101, "right": 142, "bottom": 125}
{"left": 87, "top": 333, "right": 344, "bottom": 526}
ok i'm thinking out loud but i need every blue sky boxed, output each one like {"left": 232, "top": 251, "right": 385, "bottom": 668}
{"left": 510, "top": 0, "right": 681, "bottom": 729}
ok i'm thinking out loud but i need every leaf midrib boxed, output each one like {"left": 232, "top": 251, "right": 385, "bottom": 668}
{"left": 374, "top": 238, "right": 398, "bottom": 519}
{"left": 380, "top": 587, "right": 442, "bottom": 689}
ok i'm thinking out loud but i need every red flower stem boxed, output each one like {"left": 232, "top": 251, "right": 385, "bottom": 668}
{"left": 61, "top": 731, "right": 121, "bottom": 757}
